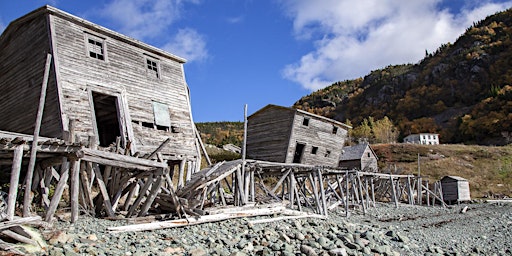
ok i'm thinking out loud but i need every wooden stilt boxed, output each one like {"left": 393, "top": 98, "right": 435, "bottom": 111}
{"left": 7, "top": 145, "right": 24, "bottom": 220}
{"left": 23, "top": 53, "right": 53, "bottom": 217}
{"left": 45, "top": 164, "right": 69, "bottom": 222}
{"left": 70, "top": 159, "right": 81, "bottom": 223}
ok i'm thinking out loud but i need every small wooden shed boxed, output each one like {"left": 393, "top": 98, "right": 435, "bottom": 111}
{"left": 338, "top": 142, "right": 378, "bottom": 172}
{"left": 440, "top": 176, "right": 471, "bottom": 203}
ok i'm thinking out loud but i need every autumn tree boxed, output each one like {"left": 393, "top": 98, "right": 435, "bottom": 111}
{"left": 372, "top": 116, "right": 399, "bottom": 143}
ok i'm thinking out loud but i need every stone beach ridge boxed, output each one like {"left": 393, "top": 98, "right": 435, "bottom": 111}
{"left": 36, "top": 202, "right": 512, "bottom": 256}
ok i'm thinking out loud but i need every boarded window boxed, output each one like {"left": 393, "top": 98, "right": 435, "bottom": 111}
{"left": 152, "top": 102, "right": 171, "bottom": 127}
{"left": 146, "top": 58, "right": 159, "bottom": 78}
{"left": 87, "top": 38, "right": 105, "bottom": 60}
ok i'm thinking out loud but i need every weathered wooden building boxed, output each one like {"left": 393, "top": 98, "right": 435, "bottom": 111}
{"left": 0, "top": 6, "right": 201, "bottom": 169}
{"left": 246, "top": 104, "right": 350, "bottom": 167}
{"left": 338, "top": 142, "right": 378, "bottom": 172}
{"left": 440, "top": 176, "right": 471, "bottom": 204}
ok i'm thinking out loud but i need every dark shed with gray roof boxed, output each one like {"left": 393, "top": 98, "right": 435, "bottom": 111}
{"left": 338, "top": 143, "right": 378, "bottom": 172}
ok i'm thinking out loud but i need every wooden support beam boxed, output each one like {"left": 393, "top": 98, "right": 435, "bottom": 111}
{"left": 146, "top": 138, "right": 171, "bottom": 160}
{"left": 178, "top": 160, "right": 186, "bottom": 189}
{"left": 271, "top": 169, "right": 291, "bottom": 194}
{"left": 317, "top": 169, "right": 328, "bottom": 217}
{"left": 92, "top": 164, "right": 116, "bottom": 217}
{"left": 127, "top": 174, "right": 153, "bottom": 217}
{"left": 70, "top": 159, "right": 81, "bottom": 223}
{"left": 138, "top": 172, "right": 163, "bottom": 217}
{"left": 23, "top": 53, "right": 52, "bottom": 217}
{"left": 7, "top": 145, "right": 23, "bottom": 220}
{"left": 79, "top": 162, "right": 94, "bottom": 211}
{"left": 79, "top": 148, "right": 168, "bottom": 170}
{"left": 389, "top": 174, "right": 398, "bottom": 208}
{"left": 45, "top": 164, "right": 69, "bottom": 222}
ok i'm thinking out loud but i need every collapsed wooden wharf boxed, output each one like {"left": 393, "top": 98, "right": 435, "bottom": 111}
{"left": 0, "top": 131, "right": 449, "bottom": 248}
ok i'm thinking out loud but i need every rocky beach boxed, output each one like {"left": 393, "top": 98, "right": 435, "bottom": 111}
{"left": 32, "top": 201, "right": 512, "bottom": 256}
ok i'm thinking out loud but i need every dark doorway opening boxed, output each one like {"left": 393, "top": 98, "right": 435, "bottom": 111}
{"left": 92, "top": 92, "right": 121, "bottom": 147}
{"left": 293, "top": 143, "right": 305, "bottom": 163}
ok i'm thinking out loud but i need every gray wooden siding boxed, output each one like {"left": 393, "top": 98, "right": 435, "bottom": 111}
{"left": 441, "top": 181, "right": 471, "bottom": 201}
{"left": 246, "top": 108, "right": 294, "bottom": 163}
{"left": 286, "top": 113, "right": 346, "bottom": 166}
{"left": 49, "top": 13, "right": 197, "bottom": 157}
{"left": 338, "top": 160, "right": 360, "bottom": 170}
{"left": 361, "top": 147, "right": 378, "bottom": 171}
{"left": 0, "top": 15, "right": 63, "bottom": 137}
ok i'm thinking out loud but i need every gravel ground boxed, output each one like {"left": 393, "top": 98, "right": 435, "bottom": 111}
{"left": 25, "top": 201, "right": 512, "bottom": 256}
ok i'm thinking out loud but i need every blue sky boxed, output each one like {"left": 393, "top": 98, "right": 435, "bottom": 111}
{"left": 1, "top": 0, "right": 511, "bottom": 122}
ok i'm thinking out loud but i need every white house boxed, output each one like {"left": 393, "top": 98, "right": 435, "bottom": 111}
{"left": 403, "top": 133, "right": 440, "bottom": 145}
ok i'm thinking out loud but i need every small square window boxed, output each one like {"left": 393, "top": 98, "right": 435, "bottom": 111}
{"left": 87, "top": 38, "right": 105, "bottom": 60}
{"left": 332, "top": 126, "right": 338, "bottom": 134}
{"left": 325, "top": 150, "right": 331, "bottom": 157}
{"left": 302, "top": 118, "right": 309, "bottom": 126}
{"left": 311, "top": 146, "right": 318, "bottom": 154}
{"left": 146, "top": 58, "right": 159, "bottom": 78}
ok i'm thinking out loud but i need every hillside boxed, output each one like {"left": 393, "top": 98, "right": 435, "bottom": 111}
{"left": 372, "top": 143, "right": 512, "bottom": 198}
{"left": 294, "top": 8, "right": 512, "bottom": 145}
{"left": 196, "top": 121, "right": 244, "bottom": 146}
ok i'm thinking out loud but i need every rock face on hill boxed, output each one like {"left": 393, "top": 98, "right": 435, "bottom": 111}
{"left": 294, "top": 8, "right": 512, "bottom": 145}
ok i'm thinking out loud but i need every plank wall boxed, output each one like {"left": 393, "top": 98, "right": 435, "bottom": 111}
{"left": 0, "top": 14, "right": 63, "bottom": 137}
{"left": 246, "top": 108, "right": 294, "bottom": 163}
{"left": 50, "top": 13, "right": 197, "bottom": 158}
{"left": 286, "top": 113, "right": 347, "bottom": 166}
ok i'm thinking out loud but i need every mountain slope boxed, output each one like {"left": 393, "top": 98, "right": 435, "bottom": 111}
{"left": 294, "top": 8, "right": 512, "bottom": 145}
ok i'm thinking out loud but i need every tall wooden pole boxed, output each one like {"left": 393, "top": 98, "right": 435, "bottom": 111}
{"left": 7, "top": 145, "right": 24, "bottom": 220}
{"left": 241, "top": 104, "right": 248, "bottom": 202}
{"left": 23, "top": 53, "right": 52, "bottom": 216}
{"left": 417, "top": 153, "right": 422, "bottom": 205}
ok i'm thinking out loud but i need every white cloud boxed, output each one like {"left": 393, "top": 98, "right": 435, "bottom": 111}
{"left": 226, "top": 16, "right": 244, "bottom": 24}
{"left": 281, "top": 0, "right": 512, "bottom": 91}
{"left": 100, "top": 0, "right": 199, "bottom": 39}
{"left": 162, "top": 28, "right": 208, "bottom": 62}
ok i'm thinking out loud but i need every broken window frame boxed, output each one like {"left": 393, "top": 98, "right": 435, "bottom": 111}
{"left": 85, "top": 33, "right": 107, "bottom": 61}
{"left": 145, "top": 56, "right": 160, "bottom": 79}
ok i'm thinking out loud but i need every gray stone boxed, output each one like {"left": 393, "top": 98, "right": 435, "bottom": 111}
{"left": 230, "top": 252, "right": 248, "bottom": 256}
{"left": 189, "top": 247, "right": 208, "bottom": 256}
{"left": 328, "top": 248, "right": 348, "bottom": 256}
{"left": 317, "top": 237, "right": 329, "bottom": 247}
{"left": 300, "top": 244, "right": 318, "bottom": 256}
{"left": 296, "top": 233, "right": 306, "bottom": 241}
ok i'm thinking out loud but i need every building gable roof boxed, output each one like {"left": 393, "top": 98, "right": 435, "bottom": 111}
{"left": 441, "top": 176, "right": 468, "bottom": 182}
{"left": 249, "top": 104, "right": 352, "bottom": 129}
{"left": 339, "top": 143, "right": 378, "bottom": 161}
{"left": 1, "top": 5, "right": 186, "bottom": 63}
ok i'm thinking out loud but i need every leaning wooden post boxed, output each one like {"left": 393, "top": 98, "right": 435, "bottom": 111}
{"left": 7, "top": 145, "right": 24, "bottom": 220}
{"left": 417, "top": 153, "right": 422, "bottom": 205}
{"left": 241, "top": 104, "right": 249, "bottom": 202}
{"left": 317, "top": 169, "right": 328, "bottom": 217}
{"left": 23, "top": 53, "right": 52, "bottom": 217}
{"left": 389, "top": 174, "right": 398, "bottom": 208}
{"left": 177, "top": 159, "right": 186, "bottom": 189}
{"left": 70, "top": 158, "right": 81, "bottom": 223}
{"left": 426, "top": 181, "right": 430, "bottom": 206}
{"left": 45, "top": 164, "right": 70, "bottom": 222}
{"left": 345, "top": 170, "right": 349, "bottom": 217}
